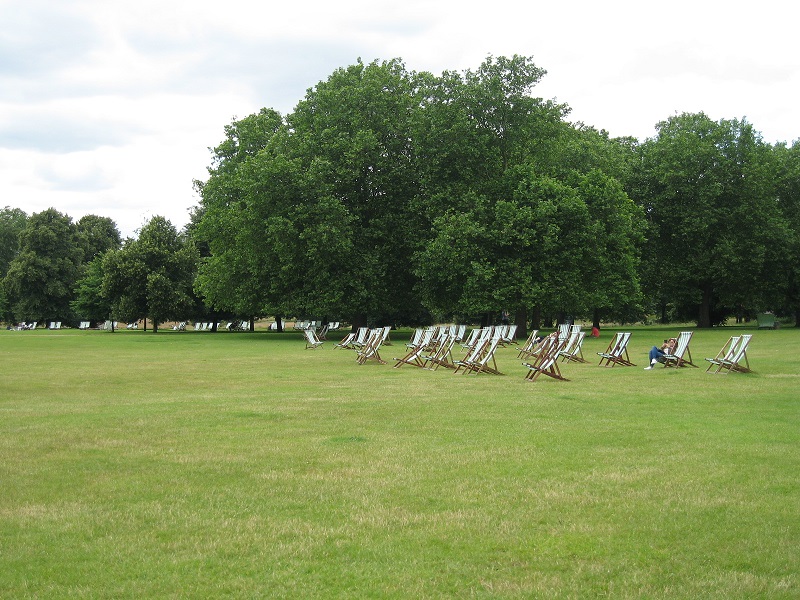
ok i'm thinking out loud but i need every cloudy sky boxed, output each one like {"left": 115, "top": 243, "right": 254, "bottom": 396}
{"left": 2, "top": 0, "right": 797, "bottom": 238}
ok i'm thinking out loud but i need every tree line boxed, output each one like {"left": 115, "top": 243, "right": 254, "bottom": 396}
{"left": 2, "top": 55, "right": 799, "bottom": 332}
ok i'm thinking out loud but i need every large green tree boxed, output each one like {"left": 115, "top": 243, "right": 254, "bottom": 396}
{"left": 76, "top": 215, "right": 122, "bottom": 261}
{"left": 633, "top": 113, "right": 785, "bottom": 326}
{"left": 192, "top": 108, "right": 288, "bottom": 326}
{"left": 3, "top": 208, "right": 83, "bottom": 323}
{"left": 103, "top": 216, "right": 198, "bottom": 332}
{"left": 773, "top": 140, "right": 800, "bottom": 324}
{"left": 0, "top": 207, "right": 28, "bottom": 322}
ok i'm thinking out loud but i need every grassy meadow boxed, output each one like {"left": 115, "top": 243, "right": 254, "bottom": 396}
{"left": 1, "top": 325, "right": 798, "bottom": 598}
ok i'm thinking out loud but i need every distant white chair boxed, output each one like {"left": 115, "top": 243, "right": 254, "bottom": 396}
{"left": 303, "top": 328, "right": 324, "bottom": 349}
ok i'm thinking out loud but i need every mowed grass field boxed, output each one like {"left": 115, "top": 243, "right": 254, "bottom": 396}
{"left": 1, "top": 325, "right": 798, "bottom": 598}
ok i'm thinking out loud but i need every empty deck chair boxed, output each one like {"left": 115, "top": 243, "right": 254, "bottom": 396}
{"left": 559, "top": 330, "right": 587, "bottom": 363}
{"left": 713, "top": 334, "right": 753, "bottom": 374}
{"left": 422, "top": 333, "right": 458, "bottom": 370}
{"left": 351, "top": 327, "right": 370, "bottom": 348}
{"left": 334, "top": 331, "right": 357, "bottom": 349}
{"left": 356, "top": 329, "right": 387, "bottom": 365}
{"left": 460, "top": 327, "right": 483, "bottom": 352}
{"left": 705, "top": 336, "right": 740, "bottom": 373}
{"left": 453, "top": 336, "right": 503, "bottom": 375}
{"left": 597, "top": 332, "right": 635, "bottom": 367}
{"left": 303, "top": 328, "right": 324, "bottom": 349}
{"left": 394, "top": 328, "right": 434, "bottom": 368}
{"left": 516, "top": 330, "right": 541, "bottom": 359}
{"left": 662, "top": 331, "right": 697, "bottom": 368}
{"left": 523, "top": 334, "right": 569, "bottom": 382}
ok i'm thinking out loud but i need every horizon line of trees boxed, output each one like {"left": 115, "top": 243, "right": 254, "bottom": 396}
{"left": 2, "top": 55, "right": 799, "bottom": 333}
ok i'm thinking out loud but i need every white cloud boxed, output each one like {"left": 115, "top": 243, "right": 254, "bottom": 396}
{"left": 1, "top": 0, "right": 798, "bottom": 238}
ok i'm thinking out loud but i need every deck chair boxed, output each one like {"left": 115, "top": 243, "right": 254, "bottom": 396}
{"left": 597, "top": 332, "right": 635, "bottom": 367}
{"left": 394, "top": 328, "right": 434, "bottom": 368}
{"left": 500, "top": 324, "right": 518, "bottom": 346}
{"left": 303, "top": 328, "right": 324, "bottom": 349}
{"left": 662, "top": 331, "right": 697, "bottom": 368}
{"left": 406, "top": 327, "right": 425, "bottom": 349}
{"left": 351, "top": 327, "right": 370, "bottom": 348}
{"left": 422, "top": 333, "right": 458, "bottom": 370}
{"left": 559, "top": 330, "right": 587, "bottom": 363}
{"left": 523, "top": 335, "right": 569, "bottom": 382}
{"left": 516, "top": 330, "right": 540, "bottom": 359}
{"left": 454, "top": 336, "right": 503, "bottom": 375}
{"left": 356, "top": 329, "right": 387, "bottom": 365}
{"left": 460, "top": 327, "right": 483, "bottom": 352}
{"left": 334, "top": 331, "right": 357, "bottom": 349}
{"left": 713, "top": 334, "right": 752, "bottom": 374}
{"left": 705, "top": 336, "right": 740, "bottom": 373}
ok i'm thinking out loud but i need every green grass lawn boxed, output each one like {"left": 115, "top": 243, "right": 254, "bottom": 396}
{"left": 1, "top": 326, "right": 798, "bottom": 598}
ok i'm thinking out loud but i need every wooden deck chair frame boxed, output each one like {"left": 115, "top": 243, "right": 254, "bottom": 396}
{"left": 357, "top": 329, "right": 387, "bottom": 365}
{"left": 393, "top": 328, "right": 434, "bottom": 368}
{"left": 662, "top": 331, "right": 697, "bottom": 368}
{"left": 334, "top": 331, "right": 358, "bottom": 349}
{"left": 559, "top": 330, "right": 587, "bottom": 363}
{"left": 516, "top": 330, "right": 540, "bottom": 359}
{"left": 715, "top": 334, "right": 752, "bottom": 374}
{"left": 523, "top": 336, "right": 569, "bottom": 382}
{"left": 705, "top": 336, "right": 740, "bottom": 373}
{"left": 455, "top": 336, "right": 503, "bottom": 375}
{"left": 597, "top": 332, "right": 635, "bottom": 367}
{"left": 303, "top": 328, "right": 324, "bottom": 349}
{"left": 422, "top": 334, "right": 457, "bottom": 370}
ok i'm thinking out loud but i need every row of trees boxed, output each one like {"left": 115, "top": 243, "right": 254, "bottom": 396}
{"left": 3, "top": 55, "right": 799, "bottom": 332}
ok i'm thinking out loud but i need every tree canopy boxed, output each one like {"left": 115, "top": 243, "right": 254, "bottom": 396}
{"left": 2, "top": 56, "right": 799, "bottom": 330}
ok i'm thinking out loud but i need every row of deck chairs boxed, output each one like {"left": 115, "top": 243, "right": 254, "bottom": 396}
{"left": 517, "top": 324, "right": 588, "bottom": 381}
{"left": 319, "top": 326, "right": 391, "bottom": 364}
{"left": 393, "top": 326, "right": 505, "bottom": 374}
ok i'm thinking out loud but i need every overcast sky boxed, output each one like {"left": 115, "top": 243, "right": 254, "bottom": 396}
{"left": 2, "top": 0, "right": 797, "bottom": 238}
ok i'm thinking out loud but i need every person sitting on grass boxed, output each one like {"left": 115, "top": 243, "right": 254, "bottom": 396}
{"left": 644, "top": 337, "right": 676, "bottom": 370}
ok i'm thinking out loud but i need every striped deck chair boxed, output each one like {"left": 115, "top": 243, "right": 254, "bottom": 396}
{"left": 559, "top": 330, "right": 587, "bottom": 363}
{"left": 422, "top": 333, "right": 458, "bottom": 370}
{"left": 523, "top": 334, "right": 569, "bottom": 382}
{"left": 705, "top": 336, "right": 740, "bottom": 373}
{"left": 454, "top": 336, "right": 503, "bottom": 375}
{"left": 714, "top": 334, "right": 752, "bottom": 374}
{"left": 516, "top": 330, "right": 540, "bottom": 359}
{"left": 662, "top": 331, "right": 697, "bottom": 368}
{"left": 356, "top": 329, "right": 387, "bottom": 365}
{"left": 597, "top": 332, "right": 635, "bottom": 367}
{"left": 394, "top": 328, "right": 434, "bottom": 368}
{"left": 303, "top": 328, "right": 324, "bottom": 349}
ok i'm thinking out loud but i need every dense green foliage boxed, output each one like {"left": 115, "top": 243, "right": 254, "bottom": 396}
{"left": 2, "top": 55, "right": 799, "bottom": 329}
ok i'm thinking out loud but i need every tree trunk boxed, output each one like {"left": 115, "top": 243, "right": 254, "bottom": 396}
{"left": 530, "top": 305, "right": 542, "bottom": 331}
{"left": 592, "top": 308, "right": 601, "bottom": 330}
{"left": 514, "top": 306, "right": 527, "bottom": 340}
{"left": 275, "top": 315, "right": 283, "bottom": 333}
{"left": 351, "top": 313, "right": 368, "bottom": 332}
{"left": 698, "top": 283, "right": 713, "bottom": 328}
